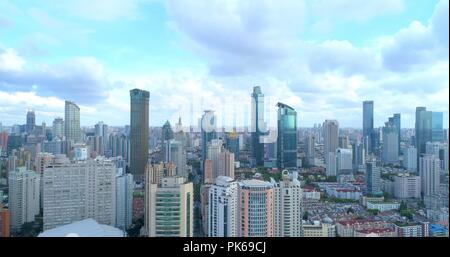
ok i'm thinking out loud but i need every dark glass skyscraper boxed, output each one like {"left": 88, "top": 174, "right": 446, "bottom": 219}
{"left": 225, "top": 129, "right": 240, "bottom": 162}
{"left": 415, "top": 107, "right": 432, "bottom": 167}
{"left": 277, "top": 103, "right": 297, "bottom": 170}
{"left": 363, "top": 101, "right": 374, "bottom": 154}
{"left": 130, "top": 89, "right": 150, "bottom": 181}
{"left": 251, "top": 86, "right": 265, "bottom": 167}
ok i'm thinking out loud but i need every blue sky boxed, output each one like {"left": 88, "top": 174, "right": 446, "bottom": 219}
{"left": 0, "top": 0, "right": 448, "bottom": 128}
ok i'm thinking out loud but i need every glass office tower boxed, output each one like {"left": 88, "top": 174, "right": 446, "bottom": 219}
{"left": 251, "top": 86, "right": 265, "bottom": 166}
{"left": 277, "top": 103, "right": 297, "bottom": 170}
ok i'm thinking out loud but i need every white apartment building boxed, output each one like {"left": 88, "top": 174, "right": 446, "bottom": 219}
{"left": 43, "top": 157, "right": 116, "bottom": 231}
{"left": 394, "top": 173, "right": 421, "bottom": 199}
{"left": 207, "top": 176, "right": 238, "bottom": 237}
{"left": 272, "top": 170, "right": 303, "bottom": 237}
{"left": 8, "top": 167, "right": 40, "bottom": 230}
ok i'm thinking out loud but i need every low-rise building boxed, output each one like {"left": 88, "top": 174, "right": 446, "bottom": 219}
{"left": 354, "top": 227, "right": 396, "bottom": 237}
{"left": 367, "top": 201, "right": 400, "bottom": 212}
{"left": 303, "top": 221, "right": 335, "bottom": 237}
{"left": 336, "top": 220, "right": 392, "bottom": 237}
{"left": 394, "top": 222, "right": 429, "bottom": 237}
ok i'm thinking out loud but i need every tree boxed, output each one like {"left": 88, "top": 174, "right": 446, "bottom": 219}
{"left": 302, "top": 211, "right": 309, "bottom": 220}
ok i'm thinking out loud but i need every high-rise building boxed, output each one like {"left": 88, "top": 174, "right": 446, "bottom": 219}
{"left": 203, "top": 160, "right": 213, "bottom": 184}
{"left": 366, "top": 161, "right": 382, "bottom": 196}
{"left": 64, "top": 101, "right": 81, "bottom": 143}
{"left": 277, "top": 103, "right": 297, "bottom": 170}
{"left": 201, "top": 110, "right": 217, "bottom": 162}
{"left": 382, "top": 121, "right": 399, "bottom": 164}
{"left": 352, "top": 142, "right": 365, "bottom": 172}
{"left": 26, "top": 110, "right": 35, "bottom": 134}
{"left": 415, "top": 107, "right": 432, "bottom": 166}
{"left": 225, "top": 129, "right": 240, "bottom": 162}
{"left": 388, "top": 114, "right": 401, "bottom": 154}
{"left": 238, "top": 180, "right": 274, "bottom": 237}
{"left": 162, "top": 120, "right": 174, "bottom": 142}
{"left": 336, "top": 148, "right": 352, "bottom": 173}
{"left": 164, "top": 140, "right": 187, "bottom": 178}
{"left": 130, "top": 89, "right": 150, "bottom": 181}
{"left": 403, "top": 147, "right": 417, "bottom": 172}
{"left": 431, "top": 112, "right": 444, "bottom": 142}
{"left": 251, "top": 86, "right": 265, "bottom": 166}
{"left": 116, "top": 170, "right": 133, "bottom": 231}
{"left": 363, "top": 101, "right": 374, "bottom": 154}
{"left": 394, "top": 173, "right": 421, "bottom": 199}
{"left": 272, "top": 170, "right": 303, "bottom": 237}
{"left": 305, "top": 134, "right": 315, "bottom": 166}
{"left": 208, "top": 176, "right": 238, "bottom": 237}
{"left": 144, "top": 176, "right": 193, "bottom": 237}
{"left": 0, "top": 204, "right": 10, "bottom": 237}
{"left": 338, "top": 136, "right": 349, "bottom": 149}
{"left": 419, "top": 154, "right": 440, "bottom": 197}
{"left": 147, "top": 162, "right": 177, "bottom": 185}
{"left": 219, "top": 150, "right": 235, "bottom": 179}
{"left": 43, "top": 157, "right": 116, "bottom": 231}
{"left": 207, "top": 139, "right": 223, "bottom": 180}
{"left": 95, "top": 121, "right": 109, "bottom": 153}
{"left": 52, "top": 118, "right": 64, "bottom": 140}
{"left": 323, "top": 120, "right": 339, "bottom": 176}
{"left": 8, "top": 167, "right": 40, "bottom": 231}
{"left": 425, "top": 142, "right": 448, "bottom": 172}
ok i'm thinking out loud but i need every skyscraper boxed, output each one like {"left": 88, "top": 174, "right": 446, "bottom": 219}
{"left": 277, "top": 103, "right": 297, "bottom": 170}
{"left": 201, "top": 110, "right": 217, "bottom": 162}
{"left": 323, "top": 120, "right": 339, "bottom": 177}
{"left": 305, "top": 134, "right": 316, "bottom": 166}
{"left": 130, "top": 89, "right": 150, "bottom": 181}
{"left": 26, "top": 110, "right": 35, "bottom": 134}
{"left": 363, "top": 101, "right": 374, "bottom": 154}
{"left": 165, "top": 140, "right": 187, "bottom": 178}
{"left": 403, "top": 147, "right": 417, "bottom": 172}
{"left": 207, "top": 139, "right": 222, "bottom": 180}
{"left": 238, "top": 180, "right": 274, "bottom": 237}
{"left": 388, "top": 113, "right": 401, "bottom": 154}
{"left": 415, "top": 107, "right": 432, "bottom": 166}
{"left": 382, "top": 120, "right": 399, "bottom": 164}
{"left": 64, "top": 101, "right": 81, "bottom": 143}
{"left": 208, "top": 176, "right": 238, "bottom": 237}
{"left": 251, "top": 86, "right": 265, "bottom": 166}
{"left": 225, "top": 129, "right": 240, "bottom": 162}
{"left": 336, "top": 148, "right": 352, "bottom": 172}
{"left": 52, "top": 118, "right": 64, "bottom": 139}
{"left": 431, "top": 112, "right": 444, "bottom": 142}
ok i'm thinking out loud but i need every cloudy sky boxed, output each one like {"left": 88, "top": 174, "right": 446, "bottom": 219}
{"left": 0, "top": 0, "right": 448, "bottom": 128}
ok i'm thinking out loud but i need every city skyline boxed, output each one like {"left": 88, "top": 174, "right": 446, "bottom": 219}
{"left": 0, "top": 0, "right": 448, "bottom": 128}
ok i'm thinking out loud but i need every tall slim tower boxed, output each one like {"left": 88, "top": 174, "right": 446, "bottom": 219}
{"left": 277, "top": 103, "right": 297, "bottom": 170}
{"left": 26, "top": 110, "right": 36, "bottom": 134}
{"left": 64, "top": 101, "right": 81, "bottom": 143}
{"left": 415, "top": 107, "right": 432, "bottom": 168}
{"left": 363, "top": 101, "right": 374, "bottom": 154}
{"left": 323, "top": 120, "right": 339, "bottom": 176}
{"left": 130, "top": 89, "right": 150, "bottom": 181}
{"left": 251, "top": 86, "right": 265, "bottom": 166}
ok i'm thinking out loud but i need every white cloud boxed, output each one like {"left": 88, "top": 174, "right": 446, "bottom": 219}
{"left": 0, "top": 48, "right": 26, "bottom": 72}
{"left": 309, "top": 0, "right": 405, "bottom": 22}
{"left": 63, "top": 0, "right": 142, "bottom": 21}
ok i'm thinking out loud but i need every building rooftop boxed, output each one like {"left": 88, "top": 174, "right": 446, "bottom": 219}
{"left": 239, "top": 179, "right": 273, "bottom": 188}
{"left": 38, "top": 219, "right": 124, "bottom": 237}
